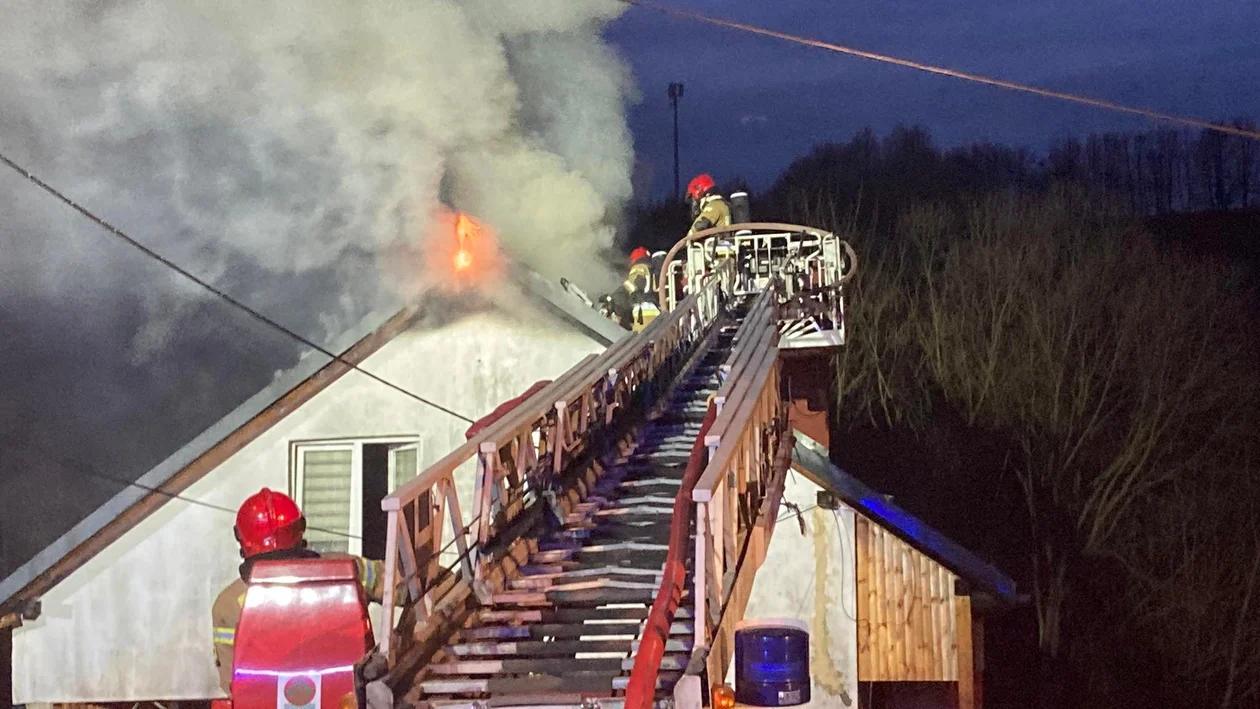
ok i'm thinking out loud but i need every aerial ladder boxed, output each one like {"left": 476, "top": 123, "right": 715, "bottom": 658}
{"left": 225, "top": 222, "right": 856, "bottom": 709}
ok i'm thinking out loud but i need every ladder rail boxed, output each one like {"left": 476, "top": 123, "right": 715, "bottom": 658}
{"left": 687, "top": 320, "right": 793, "bottom": 691}
{"left": 378, "top": 262, "right": 732, "bottom": 662}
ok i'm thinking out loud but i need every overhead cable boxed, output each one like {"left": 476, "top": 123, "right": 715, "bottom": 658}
{"left": 7, "top": 437, "right": 363, "bottom": 541}
{"left": 614, "top": 0, "right": 1260, "bottom": 142}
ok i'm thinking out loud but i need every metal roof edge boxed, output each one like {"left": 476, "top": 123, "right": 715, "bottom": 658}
{"left": 511, "top": 266, "right": 630, "bottom": 346}
{"left": 790, "top": 430, "right": 1019, "bottom": 606}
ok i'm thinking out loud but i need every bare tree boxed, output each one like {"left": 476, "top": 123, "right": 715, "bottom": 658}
{"left": 1228, "top": 117, "right": 1258, "bottom": 208}
{"left": 838, "top": 188, "right": 1258, "bottom": 676}
{"left": 1117, "top": 447, "right": 1260, "bottom": 708}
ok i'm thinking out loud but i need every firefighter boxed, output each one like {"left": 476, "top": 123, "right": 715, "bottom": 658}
{"left": 599, "top": 251, "right": 658, "bottom": 332}
{"left": 211, "top": 488, "right": 388, "bottom": 694}
{"left": 685, "top": 174, "right": 732, "bottom": 237}
{"left": 627, "top": 251, "right": 662, "bottom": 330}
{"left": 629, "top": 246, "right": 651, "bottom": 267}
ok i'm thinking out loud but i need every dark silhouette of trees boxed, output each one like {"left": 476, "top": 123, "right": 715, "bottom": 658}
{"left": 826, "top": 189, "right": 1260, "bottom": 708}
{"left": 1043, "top": 119, "right": 1258, "bottom": 213}
{"left": 745, "top": 119, "right": 1260, "bottom": 235}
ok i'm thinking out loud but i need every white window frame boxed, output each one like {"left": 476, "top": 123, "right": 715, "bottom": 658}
{"left": 290, "top": 436, "right": 419, "bottom": 557}
{"left": 387, "top": 442, "right": 421, "bottom": 493}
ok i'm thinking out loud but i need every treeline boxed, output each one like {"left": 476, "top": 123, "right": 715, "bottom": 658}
{"left": 822, "top": 189, "right": 1260, "bottom": 708}
{"left": 622, "top": 118, "right": 1260, "bottom": 250}
{"left": 1046, "top": 120, "right": 1259, "bottom": 213}
{"left": 764, "top": 119, "right": 1260, "bottom": 226}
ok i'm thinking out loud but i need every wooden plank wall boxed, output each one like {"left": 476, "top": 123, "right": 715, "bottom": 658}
{"left": 855, "top": 515, "right": 960, "bottom": 682}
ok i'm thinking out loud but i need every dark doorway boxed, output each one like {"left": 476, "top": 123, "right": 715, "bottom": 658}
{"left": 360, "top": 444, "right": 391, "bottom": 560}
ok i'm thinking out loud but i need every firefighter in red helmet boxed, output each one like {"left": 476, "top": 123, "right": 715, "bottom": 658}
{"left": 211, "top": 488, "right": 389, "bottom": 694}
{"left": 686, "top": 173, "right": 731, "bottom": 237}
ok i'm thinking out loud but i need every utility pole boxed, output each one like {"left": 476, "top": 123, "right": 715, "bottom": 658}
{"left": 668, "top": 82, "right": 684, "bottom": 200}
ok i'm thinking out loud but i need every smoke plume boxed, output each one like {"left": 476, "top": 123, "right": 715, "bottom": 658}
{"left": 0, "top": 0, "right": 637, "bottom": 580}
{"left": 1, "top": 0, "right": 635, "bottom": 362}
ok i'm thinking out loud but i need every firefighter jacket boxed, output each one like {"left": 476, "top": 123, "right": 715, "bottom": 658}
{"left": 211, "top": 548, "right": 388, "bottom": 694}
{"left": 687, "top": 194, "right": 732, "bottom": 237}
{"left": 632, "top": 300, "right": 661, "bottom": 332}
{"left": 610, "top": 263, "right": 661, "bottom": 332}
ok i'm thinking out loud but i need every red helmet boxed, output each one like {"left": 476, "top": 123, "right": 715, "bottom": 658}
{"left": 234, "top": 488, "right": 306, "bottom": 558}
{"left": 687, "top": 174, "right": 716, "bottom": 200}
{"left": 629, "top": 246, "right": 650, "bottom": 264}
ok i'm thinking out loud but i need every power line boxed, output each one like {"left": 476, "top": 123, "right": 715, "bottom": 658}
{"left": 8, "top": 437, "right": 362, "bottom": 541}
{"left": 614, "top": 0, "right": 1260, "bottom": 142}
{"left": 0, "top": 149, "right": 476, "bottom": 424}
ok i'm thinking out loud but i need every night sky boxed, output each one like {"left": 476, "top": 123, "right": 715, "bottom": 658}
{"left": 606, "top": 0, "right": 1260, "bottom": 200}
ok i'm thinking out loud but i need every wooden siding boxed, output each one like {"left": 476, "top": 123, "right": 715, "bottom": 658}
{"left": 855, "top": 514, "right": 961, "bottom": 682}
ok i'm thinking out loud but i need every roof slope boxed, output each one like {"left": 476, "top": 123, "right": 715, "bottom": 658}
{"left": 0, "top": 266, "right": 626, "bottom": 611}
{"left": 790, "top": 431, "right": 1019, "bottom": 606}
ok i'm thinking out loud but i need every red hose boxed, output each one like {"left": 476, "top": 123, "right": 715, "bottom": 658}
{"left": 624, "top": 400, "right": 718, "bottom": 709}
{"left": 464, "top": 380, "right": 553, "bottom": 440}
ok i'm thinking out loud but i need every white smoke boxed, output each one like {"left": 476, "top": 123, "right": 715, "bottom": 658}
{"left": 0, "top": 0, "right": 635, "bottom": 362}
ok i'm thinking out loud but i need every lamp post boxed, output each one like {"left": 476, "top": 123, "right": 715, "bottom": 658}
{"left": 668, "top": 82, "right": 684, "bottom": 200}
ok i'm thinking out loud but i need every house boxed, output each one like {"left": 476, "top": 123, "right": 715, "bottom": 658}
{"left": 738, "top": 432, "right": 1018, "bottom": 709}
{"left": 0, "top": 267, "right": 627, "bottom": 706}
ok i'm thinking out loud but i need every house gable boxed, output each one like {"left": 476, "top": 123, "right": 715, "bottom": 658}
{"left": 10, "top": 303, "right": 611, "bottom": 703}
{"left": 0, "top": 306, "right": 415, "bottom": 614}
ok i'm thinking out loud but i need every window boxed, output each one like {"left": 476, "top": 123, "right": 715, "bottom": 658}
{"left": 292, "top": 438, "right": 421, "bottom": 557}
{"left": 295, "top": 443, "right": 357, "bottom": 554}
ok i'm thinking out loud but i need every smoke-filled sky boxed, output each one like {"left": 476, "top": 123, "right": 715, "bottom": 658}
{"left": 0, "top": 0, "right": 637, "bottom": 581}
{"left": 606, "top": 0, "right": 1260, "bottom": 200}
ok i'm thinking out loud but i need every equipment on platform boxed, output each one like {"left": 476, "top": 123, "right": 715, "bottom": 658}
{"left": 729, "top": 191, "right": 751, "bottom": 224}
{"left": 596, "top": 293, "right": 617, "bottom": 321}
{"left": 653, "top": 223, "right": 857, "bottom": 350}
{"left": 733, "top": 618, "right": 811, "bottom": 707}
{"left": 560, "top": 277, "right": 594, "bottom": 307}
{"left": 230, "top": 558, "right": 374, "bottom": 709}
{"left": 817, "top": 489, "right": 841, "bottom": 510}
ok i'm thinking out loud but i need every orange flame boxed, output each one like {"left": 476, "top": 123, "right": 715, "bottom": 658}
{"left": 419, "top": 208, "right": 502, "bottom": 292}
{"left": 454, "top": 249, "right": 473, "bottom": 271}
{"left": 454, "top": 213, "right": 479, "bottom": 272}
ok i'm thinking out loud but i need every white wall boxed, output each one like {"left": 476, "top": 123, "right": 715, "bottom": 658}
{"left": 734, "top": 470, "right": 860, "bottom": 709}
{"left": 12, "top": 308, "right": 603, "bottom": 703}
